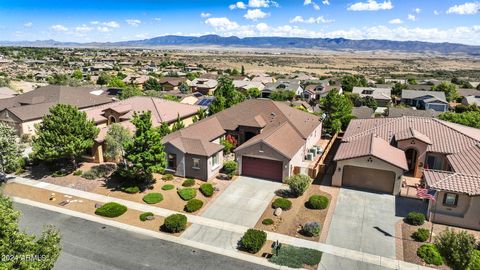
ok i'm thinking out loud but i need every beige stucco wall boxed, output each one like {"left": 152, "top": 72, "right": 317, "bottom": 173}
{"left": 429, "top": 192, "right": 480, "bottom": 230}
{"left": 332, "top": 156, "right": 405, "bottom": 195}
{"left": 207, "top": 151, "right": 224, "bottom": 180}
{"left": 21, "top": 119, "right": 42, "bottom": 136}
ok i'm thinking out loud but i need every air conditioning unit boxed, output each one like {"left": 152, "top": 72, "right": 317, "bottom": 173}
{"left": 305, "top": 153, "right": 314, "bottom": 161}
{"left": 309, "top": 148, "right": 317, "bottom": 156}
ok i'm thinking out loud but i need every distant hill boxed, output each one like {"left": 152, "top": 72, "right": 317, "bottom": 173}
{"left": 2, "top": 35, "right": 479, "bottom": 55}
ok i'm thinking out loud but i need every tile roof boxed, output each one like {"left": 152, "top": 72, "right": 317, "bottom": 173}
{"left": 387, "top": 108, "right": 441, "bottom": 118}
{"left": 458, "top": 88, "right": 480, "bottom": 97}
{"left": 334, "top": 134, "right": 408, "bottom": 170}
{"left": 394, "top": 127, "right": 432, "bottom": 145}
{"left": 351, "top": 106, "right": 373, "bottom": 119}
{"left": 447, "top": 144, "right": 480, "bottom": 176}
{"left": 424, "top": 170, "right": 480, "bottom": 196}
{"left": 463, "top": 95, "right": 480, "bottom": 106}
{"left": 401, "top": 90, "right": 447, "bottom": 103}
{"left": 352, "top": 87, "right": 391, "bottom": 101}
{"left": 168, "top": 137, "right": 224, "bottom": 156}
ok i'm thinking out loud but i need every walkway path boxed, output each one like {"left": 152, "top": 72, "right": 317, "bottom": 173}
{"left": 8, "top": 176, "right": 433, "bottom": 270}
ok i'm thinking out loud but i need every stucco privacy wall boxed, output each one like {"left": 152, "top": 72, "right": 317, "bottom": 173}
{"left": 333, "top": 156, "right": 404, "bottom": 195}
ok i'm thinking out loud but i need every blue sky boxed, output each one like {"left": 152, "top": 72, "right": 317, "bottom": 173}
{"left": 0, "top": 0, "right": 479, "bottom": 44}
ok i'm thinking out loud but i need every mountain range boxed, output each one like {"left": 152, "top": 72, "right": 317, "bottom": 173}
{"left": 1, "top": 35, "right": 479, "bottom": 55}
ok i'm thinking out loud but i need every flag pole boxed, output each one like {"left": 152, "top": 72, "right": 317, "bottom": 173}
{"left": 429, "top": 191, "right": 437, "bottom": 242}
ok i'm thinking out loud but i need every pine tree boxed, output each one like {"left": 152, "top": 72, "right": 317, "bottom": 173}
{"left": 171, "top": 114, "right": 185, "bottom": 132}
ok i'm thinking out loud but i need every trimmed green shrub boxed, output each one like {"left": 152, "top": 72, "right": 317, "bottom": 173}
{"left": 302, "top": 222, "right": 321, "bottom": 237}
{"left": 435, "top": 229, "right": 476, "bottom": 270}
{"left": 223, "top": 161, "right": 237, "bottom": 177}
{"left": 262, "top": 218, "right": 274, "bottom": 225}
{"left": 239, "top": 229, "right": 267, "bottom": 254}
{"left": 162, "top": 184, "right": 175, "bottom": 190}
{"left": 82, "top": 164, "right": 116, "bottom": 179}
{"left": 81, "top": 170, "right": 96, "bottom": 180}
{"left": 182, "top": 178, "right": 195, "bottom": 187}
{"left": 122, "top": 186, "right": 140, "bottom": 194}
{"left": 185, "top": 199, "right": 203, "bottom": 212}
{"left": 163, "top": 214, "right": 187, "bottom": 233}
{"left": 308, "top": 195, "right": 329, "bottom": 210}
{"left": 268, "top": 245, "right": 322, "bottom": 268}
{"left": 177, "top": 188, "right": 196, "bottom": 201}
{"left": 469, "top": 250, "right": 480, "bottom": 270}
{"left": 272, "top": 198, "right": 292, "bottom": 210}
{"left": 412, "top": 228, "right": 430, "bottom": 242}
{"left": 52, "top": 170, "right": 68, "bottom": 177}
{"left": 95, "top": 202, "right": 127, "bottom": 218}
{"left": 286, "top": 174, "right": 312, "bottom": 197}
{"left": 139, "top": 212, "right": 154, "bottom": 221}
{"left": 162, "top": 174, "right": 174, "bottom": 181}
{"left": 417, "top": 244, "right": 443, "bottom": 266}
{"left": 200, "top": 183, "right": 214, "bottom": 197}
{"left": 406, "top": 211, "right": 426, "bottom": 226}
{"left": 142, "top": 193, "right": 163, "bottom": 204}
{"left": 73, "top": 170, "right": 83, "bottom": 176}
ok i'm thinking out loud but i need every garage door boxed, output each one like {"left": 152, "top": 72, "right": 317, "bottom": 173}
{"left": 342, "top": 165, "right": 395, "bottom": 194}
{"left": 242, "top": 156, "right": 283, "bottom": 181}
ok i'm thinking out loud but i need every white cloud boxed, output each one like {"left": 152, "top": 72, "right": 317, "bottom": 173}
{"left": 290, "top": 16, "right": 334, "bottom": 24}
{"left": 75, "top": 24, "right": 93, "bottom": 33}
{"left": 103, "top": 21, "right": 120, "bottom": 28}
{"left": 229, "top": 1, "right": 247, "bottom": 9}
{"left": 244, "top": 9, "right": 268, "bottom": 20}
{"left": 97, "top": 26, "right": 111, "bottom": 32}
{"left": 248, "top": 0, "right": 278, "bottom": 8}
{"left": 389, "top": 18, "right": 403, "bottom": 24}
{"left": 347, "top": 0, "right": 393, "bottom": 11}
{"left": 304, "top": 0, "right": 321, "bottom": 10}
{"left": 205, "top": 17, "right": 240, "bottom": 31}
{"left": 446, "top": 2, "right": 480, "bottom": 15}
{"left": 24, "top": 22, "right": 33, "bottom": 28}
{"left": 407, "top": 14, "right": 416, "bottom": 21}
{"left": 414, "top": 8, "right": 421, "bottom": 13}
{"left": 126, "top": 19, "right": 141, "bottom": 26}
{"left": 90, "top": 21, "right": 99, "bottom": 25}
{"left": 322, "top": 0, "right": 330, "bottom": 5}
{"left": 154, "top": 18, "right": 162, "bottom": 21}
{"left": 201, "top": 12, "right": 211, "bottom": 18}
{"left": 434, "top": 10, "right": 440, "bottom": 15}
{"left": 135, "top": 33, "right": 149, "bottom": 39}
{"left": 50, "top": 24, "right": 68, "bottom": 32}
{"left": 256, "top": 22, "right": 269, "bottom": 32}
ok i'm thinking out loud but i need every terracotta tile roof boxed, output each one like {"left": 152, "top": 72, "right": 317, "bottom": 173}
{"left": 162, "top": 116, "right": 226, "bottom": 144}
{"left": 343, "top": 116, "right": 480, "bottom": 154}
{"left": 334, "top": 134, "right": 408, "bottom": 170}
{"left": 395, "top": 127, "right": 432, "bottom": 145}
{"left": 168, "top": 137, "right": 223, "bottom": 156}
{"left": 447, "top": 144, "right": 480, "bottom": 176}
{"left": 158, "top": 77, "right": 189, "bottom": 86}
{"left": 424, "top": 169, "right": 480, "bottom": 196}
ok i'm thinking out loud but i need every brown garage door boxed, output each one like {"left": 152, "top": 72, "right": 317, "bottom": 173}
{"left": 342, "top": 165, "right": 395, "bottom": 194}
{"left": 242, "top": 156, "right": 283, "bottom": 181}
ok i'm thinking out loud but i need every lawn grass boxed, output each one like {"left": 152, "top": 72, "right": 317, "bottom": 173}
{"left": 268, "top": 244, "right": 322, "bottom": 268}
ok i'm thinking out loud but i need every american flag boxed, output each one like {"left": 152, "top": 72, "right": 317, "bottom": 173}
{"left": 416, "top": 187, "right": 436, "bottom": 201}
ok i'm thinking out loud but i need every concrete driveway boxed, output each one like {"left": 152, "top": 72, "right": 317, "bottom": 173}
{"left": 181, "top": 176, "right": 282, "bottom": 250}
{"left": 320, "top": 188, "right": 400, "bottom": 270}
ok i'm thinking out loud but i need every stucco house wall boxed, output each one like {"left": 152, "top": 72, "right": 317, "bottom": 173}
{"left": 332, "top": 156, "right": 405, "bottom": 195}
{"left": 164, "top": 144, "right": 186, "bottom": 177}
{"left": 429, "top": 192, "right": 480, "bottom": 230}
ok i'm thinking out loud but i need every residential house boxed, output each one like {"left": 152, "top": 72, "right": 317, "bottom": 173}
{"left": 462, "top": 95, "right": 480, "bottom": 106}
{"left": 0, "top": 85, "right": 114, "bottom": 136}
{"left": 332, "top": 116, "right": 480, "bottom": 230}
{"left": 0, "top": 87, "right": 18, "bottom": 100}
{"left": 233, "top": 80, "right": 265, "bottom": 93}
{"left": 251, "top": 75, "right": 274, "bottom": 85}
{"left": 401, "top": 90, "right": 448, "bottom": 112}
{"left": 190, "top": 78, "right": 218, "bottom": 95}
{"left": 351, "top": 106, "right": 374, "bottom": 119}
{"left": 122, "top": 75, "right": 150, "bottom": 89}
{"left": 387, "top": 107, "right": 441, "bottom": 118}
{"left": 303, "top": 83, "right": 341, "bottom": 101}
{"left": 352, "top": 87, "right": 392, "bottom": 107}
{"left": 84, "top": 96, "right": 200, "bottom": 163}
{"left": 262, "top": 79, "right": 303, "bottom": 98}
{"left": 158, "top": 77, "right": 190, "bottom": 91}
{"left": 162, "top": 99, "right": 323, "bottom": 181}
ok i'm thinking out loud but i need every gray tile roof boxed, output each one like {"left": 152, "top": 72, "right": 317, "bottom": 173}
{"left": 387, "top": 108, "right": 441, "bottom": 118}
{"left": 352, "top": 87, "right": 391, "bottom": 100}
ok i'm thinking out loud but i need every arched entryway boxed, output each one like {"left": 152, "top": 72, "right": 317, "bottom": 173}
{"left": 108, "top": 115, "right": 117, "bottom": 125}
{"left": 405, "top": 148, "right": 418, "bottom": 175}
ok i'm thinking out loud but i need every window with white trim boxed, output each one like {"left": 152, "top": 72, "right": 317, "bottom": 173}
{"left": 443, "top": 193, "right": 458, "bottom": 207}
{"left": 212, "top": 152, "right": 219, "bottom": 167}
{"left": 192, "top": 158, "right": 200, "bottom": 169}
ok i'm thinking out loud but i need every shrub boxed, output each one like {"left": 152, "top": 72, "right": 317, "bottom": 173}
{"left": 308, "top": 195, "right": 329, "bottom": 210}
{"left": 142, "top": 193, "right": 163, "bottom": 204}
{"left": 417, "top": 244, "right": 443, "bottom": 266}
{"left": 223, "top": 161, "right": 237, "bottom": 176}
{"left": 162, "top": 174, "right": 174, "bottom": 181}
{"left": 95, "top": 202, "right": 127, "bottom": 218}
{"left": 302, "top": 222, "right": 321, "bottom": 237}
{"left": 73, "top": 170, "right": 83, "bottom": 176}
{"left": 139, "top": 212, "right": 154, "bottom": 221}
{"left": 412, "top": 228, "right": 430, "bottom": 242}
{"left": 435, "top": 229, "right": 476, "bottom": 270}
{"left": 262, "top": 218, "right": 274, "bottom": 225}
{"left": 406, "top": 211, "right": 425, "bottom": 226}
{"left": 82, "top": 164, "right": 116, "bottom": 179}
{"left": 163, "top": 214, "right": 187, "bottom": 233}
{"left": 162, "top": 184, "right": 175, "bottom": 190}
{"left": 182, "top": 178, "right": 195, "bottom": 187}
{"left": 81, "top": 170, "right": 97, "bottom": 180}
{"left": 52, "top": 170, "right": 68, "bottom": 177}
{"left": 286, "top": 174, "right": 312, "bottom": 197}
{"left": 185, "top": 199, "right": 203, "bottom": 212}
{"left": 239, "top": 229, "right": 267, "bottom": 254}
{"left": 272, "top": 198, "right": 292, "bottom": 210}
{"left": 200, "top": 183, "right": 214, "bottom": 197}
{"left": 122, "top": 186, "right": 140, "bottom": 194}
{"left": 470, "top": 250, "right": 480, "bottom": 270}
{"left": 268, "top": 245, "right": 322, "bottom": 268}
{"left": 177, "top": 188, "right": 196, "bottom": 201}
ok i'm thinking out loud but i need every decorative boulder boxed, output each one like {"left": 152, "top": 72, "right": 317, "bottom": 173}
{"left": 274, "top": 207, "right": 283, "bottom": 216}
{"left": 95, "top": 202, "right": 103, "bottom": 209}
{"left": 146, "top": 215, "right": 155, "bottom": 220}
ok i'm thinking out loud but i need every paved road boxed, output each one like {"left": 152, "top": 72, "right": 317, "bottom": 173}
{"left": 15, "top": 202, "right": 273, "bottom": 270}
{"left": 181, "top": 177, "right": 281, "bottom": 251}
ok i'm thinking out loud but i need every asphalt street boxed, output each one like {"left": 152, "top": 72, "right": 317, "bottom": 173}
{"left": 14, "top": 202, "right": 273, "bottom": 270}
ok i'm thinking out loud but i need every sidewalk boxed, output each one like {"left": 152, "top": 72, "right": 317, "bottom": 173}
{"left": 8, "top": 176, "right": 433, "bottom": 270}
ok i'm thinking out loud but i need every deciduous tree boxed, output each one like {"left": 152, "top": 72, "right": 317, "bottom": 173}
{"left": 0, "top": 123, "right": 22, "bottom": 173}
{"left": 104, "top": 124, "right": 132, "bottom": 161}
{"left": 320, "top": 89, "right": 353, "bottom": 134}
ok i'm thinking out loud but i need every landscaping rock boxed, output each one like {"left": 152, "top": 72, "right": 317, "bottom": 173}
{"left": 274, "top": 207, "right": 283, "bottom": 216}
{"left": 95, "top": 202, "right": 103, "bottom": 209}
{"left": 146, "top": 215, "right": 155, "bottom": 220}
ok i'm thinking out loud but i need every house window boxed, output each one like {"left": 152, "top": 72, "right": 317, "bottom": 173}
{"left": 167, "top": 154, "right": 176, "bottom": 169}
{"left": 192, "top": 158, "right": 200, "bottom": 169}
{"left": 443, "top": 193, "right": 458, "bottom": 207}
{"left": 426, "top": 155, "right": 443, "bottom": 170}
{"left": 212, "top": 152, "right": 220, "bottom": 168}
